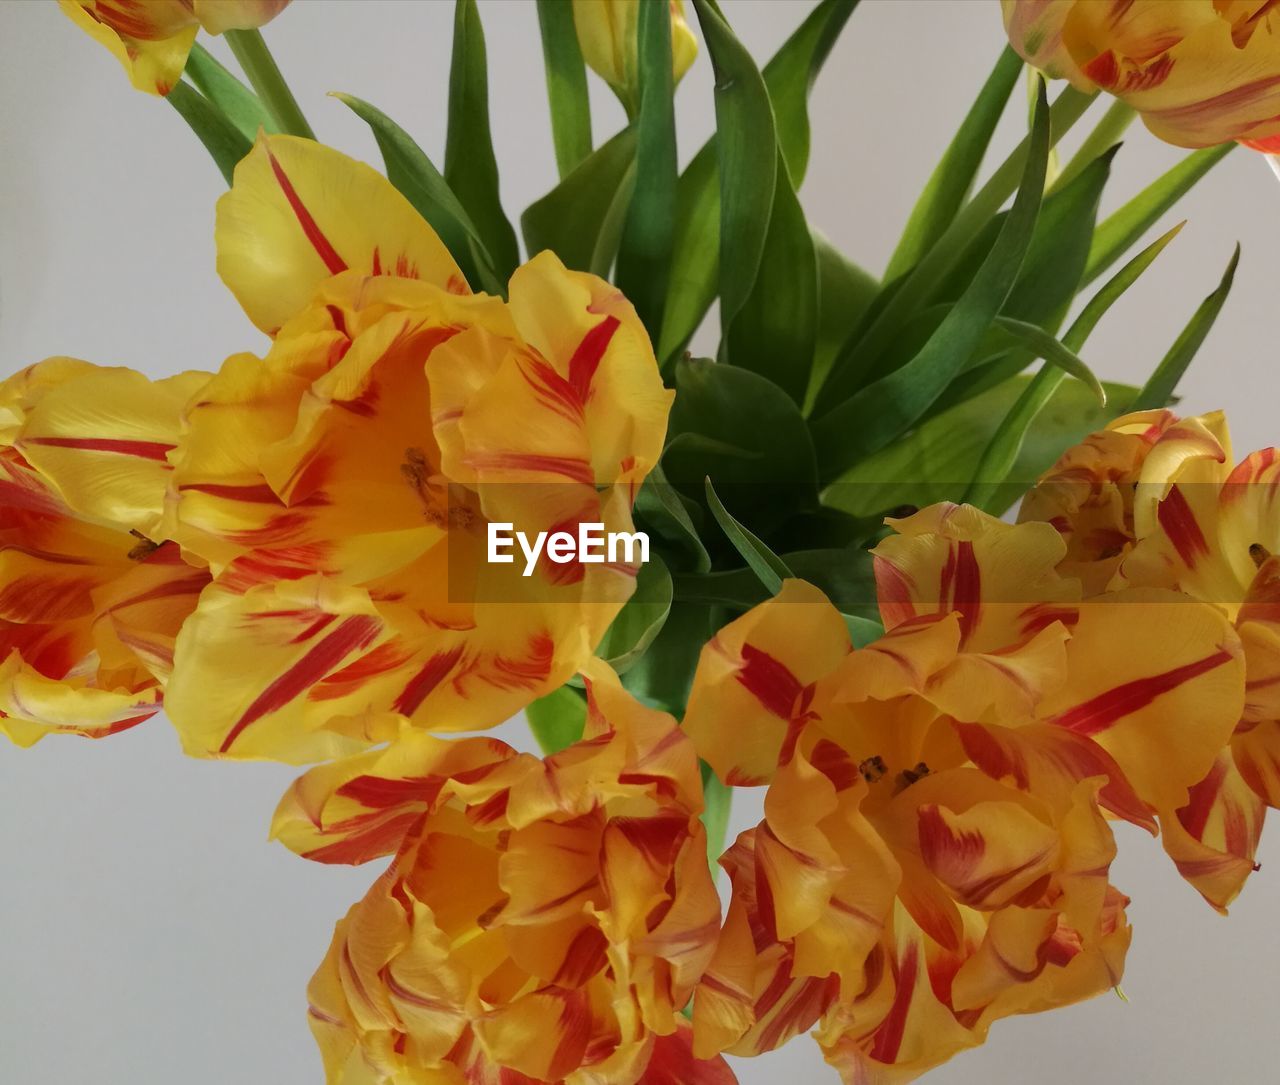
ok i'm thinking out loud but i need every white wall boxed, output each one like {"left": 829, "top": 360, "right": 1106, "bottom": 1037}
{"left": 2, "top": 1, "right": 1278, "bottom": 1082}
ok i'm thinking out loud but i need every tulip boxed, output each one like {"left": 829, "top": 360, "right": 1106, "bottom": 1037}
{"left": 1001, "top": 0, "right": 1280, "bottom": 149}
{"left": 683, "top": 575, "right": 1135, "bottom": 1080}
{"left": 573, "top": 0, "right": 698, "bottom": 114}
{"left": 61, "top": 0, "right": 291, "bottom": 96}
{"left": 274, "top": 659, "right": 733, "bottom": 1084}
{"left": 0, "top": 358, "right": 210, "bottom": 745}
{"left": 162, "top": 134, "right": 671, "bottom": 763}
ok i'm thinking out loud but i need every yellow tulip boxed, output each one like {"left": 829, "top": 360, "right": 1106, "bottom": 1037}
{"left": 161, "top": 134, "right": 671, "bottom": 763}
{"left": 275, "top": 659, "right": 731, "bottom": 1084}
{"left": 1002, "top": 0, "right": 1280, "bottom": 149}
{"left": 682, "top": 575, "right": 1134, "bottom": 1078}
{"left": 573, "top": 0, "right": 698, "bottom": 114}
{"left": 0, "top": 358, "right": 210, "bottom": 745}
{"left": 61, "top": 0, "right": 291, "bottom": 96}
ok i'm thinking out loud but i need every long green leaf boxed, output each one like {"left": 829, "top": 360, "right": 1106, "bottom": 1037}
{"left": 701, "top": 766, "right": 733, "bottom": 873}
{"left": 445, "top": 0, "right": 519, "bottom": 283}
{"left": 617, "top": 0, "right": 678, "bottom": 332}
{"left": 526, "top": 683, "right": 587, "bottom": 754}
{"left": 657, "top": 0, "right": 853, "bottom": 364}
{"left": 522, "top": 128, "right": 638, "bottom": 272}
{"left": 694, "top": 0, "right": 777, "bottom": 332}
{"left": 166, "top": 81, "right": 252, "bottom": 185}
{"left": 725, "top": 150, "right": 818, "bottom": 404}
{"left": 588, "top": 555, "right": 673, "bottom": 675}
{"left": 765, "top": 0, "right": 858, "bottom": 185}
{"left": 807, "top": 231, "right": 879, "bottom": 412}
{"left": 334, "top": 93, "right": 503, "bottom": 295}
{"left": 884, "top": 47, "right": 1023, "bottom": 281}
{"left": 185, "top": 43, "right": 276, "bottom": 139}
{"left": 674, "top": 546, "right": 875, "bottom": 616}
{"left": 1050, "top": 98, "right": 1135, "bottom": 193}
{"left": 536, "top": 0, "right": 592, "bottom": 178}
{"left": 705, "top": 478, "right": 792, "bottom": 594}
{"left": 1084, "top": 143, "right": 1234, "bottom": 287}
{"left": 813, "top": 81, "right": 1053, "bottom": 481}
{"left": 965, "top": 223, "right": 1184, "bottom": 509}
{"left": 1131, "top": 245, "right": 1241, "bottom": 411}
{"left": 634, "top": 464, "right": 712, "bottom": 574}
{"left": 813, "top": 84, "right": 1095, "bottom": 415}
{"left": 990, "top": 316, "right": 1105, "bottom": 404}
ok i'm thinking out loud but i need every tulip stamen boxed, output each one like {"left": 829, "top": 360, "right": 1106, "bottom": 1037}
{"left": 127, "top": 529, "right": 160, "bottom": 561}
{"left": 1250, "top": 542, "right": 1271, "bottom": 568}
{"left": 859, "top": 755, "right": 887, "bottom": 784}
{"left": 895, "top": 761, "right": 931, "bottom": 792}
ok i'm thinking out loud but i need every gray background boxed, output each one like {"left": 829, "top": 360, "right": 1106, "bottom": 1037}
{"left": 2, "top": 0, "right": 1278, "bottom": 1081}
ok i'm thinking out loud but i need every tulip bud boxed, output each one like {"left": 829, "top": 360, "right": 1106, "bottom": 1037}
{"left": 60, "top": 0, "right": 290, "bottom": 96}
{"left": 573, "top": 0, "right": 698, "bottom": 114}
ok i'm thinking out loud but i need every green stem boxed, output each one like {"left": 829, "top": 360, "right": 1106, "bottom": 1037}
{"left": 1051, "top": 99, "right": 1136, "bottom": 193}
{"left": 224, "top": 28, "right": 315, "bottom": 140}
{"left": 700, "top": 764, "right": 733, "bottom": 882}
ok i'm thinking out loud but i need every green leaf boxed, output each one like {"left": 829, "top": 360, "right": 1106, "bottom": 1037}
{"left": 522, "top": 128, "right": 638, "bottom": 273}
{"left": 1050, "top": 99, "right": 1135, "bottom": 193}
{"left": 634, "top": 464, "right": 712, "bottom": 574}
{"left": 617, "top": 0, "right": 678, "bottom": 332}
{"left": 620, "top": 602, "right": 715, "bottom": 713}
{"left": 844, "top": 613, "right": 884, "bottom": 647}
{"left": 1084, "top": 143, "right": 1234, "bottom": 287}
{"left": 701, "top": 764, "right": 733, "bottom": 873}
{"left": 822, "top": 374, "right": 1138, "bottom": 520}
{"left": 445, "top": 0, "right": 520, "bottom": 283}
{"left": 763, "top": 0, "right": 858, "bottom": 185}
{"left": 536, "top": 0, "right": 592, "bottom": 179}
{"left": 588, "top": 555, "right": 673, "bottom": 675}
{"left": 185, "top": 43, "right": 276, "bottom": 139}
{"left": 1131, "top": 244, "right": 1241, "bottom": 411}
{"left": 693, "top": 0, "right": 777, "bottom": 331}
{"left": 665, "top": 358, "right": 819, "bottom": 533}
{"left": 813, "top": 80, "right": 1053, "bottom": 482}
{"left": 333, "top": 93, "right": 503, "bottom": 295}
{"left": 656, "top": 0, "right": 852, "bottom": 364}
{"left": 166, "top": 82, "right": 253, "bottom": 186}
{"left": 674, "top": 546, "right": 876, "bottom": 616}
{"left": 990, "top": 316, "right": 1105, "bottom": 404}
{"left": 965, "top": 223, "right": 1184, "bottom": 509}
{"left": 724, "top": 150, "right": 817, "bottom": 405}
{"left": 807, "top": 231, "right": 879, "bottom": 412}
{"left": 526, "top": 682, "right": 587, "bottom": 754}
{"left": 813, "top": 84, "right": 1095, "bottom": 415}
{"left": 705, "top": 478, "right": 791, "bottom": 595}
{"left": 884, "top": 47, "right": 1023, "bottom": 282}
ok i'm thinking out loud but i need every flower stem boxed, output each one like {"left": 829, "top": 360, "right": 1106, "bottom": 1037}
{"left": 1052, "top": 99, "right": 1137, "bottom": 193}
{"left": 700, "top": 763, "right": 732, "bottom": 882}
{"left": 223, "top": 28, "right": 315, "bottom": 140}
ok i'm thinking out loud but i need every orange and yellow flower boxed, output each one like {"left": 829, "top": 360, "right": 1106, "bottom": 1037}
{"left": 682, "top": 574, "right": 1140, "bottom": 1082}
{"left": 61, "top": 0, "right": 291, "bottom": 95}
{"left": 273, "top": 659, "right": 733, "bottom": 1085}
{"left": 574, "top": 0, "right": 698, "bottom": 114}
{"left": 162, "top": 135, "right": 672, "bottom": 764}
{"left": 1023, "top": 409, "right": 1280, "bottom": 910}
{"left": 0, "top": 357, "right": 210, "bottom": 745}
{"left": 1002, "top": 0, "right": 1280, "bottom": 149}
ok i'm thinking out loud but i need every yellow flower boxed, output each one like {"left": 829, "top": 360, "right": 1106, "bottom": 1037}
{"left": 1023, "top": 409, "right": 1276, "bottom": 910}
{"left": 163, "top": 135, "right": 671, "bottom": 763}
{"left": 573, "top": 0, "right": 698, "bottom": 114}
{"left": 61, "top": 0, "right": 291, "bottom": 95}
{"left": 274, "top": 659, "right": 731, "bottom": 1085}
{"left": 0, "top": 358, "right": 210, "bottom": 745}
{"left": 682, "top": 577, "right": 1135, "bottom": 1079}
{"left": 1001, "top": 0, "right": 1280, "bottom": 149}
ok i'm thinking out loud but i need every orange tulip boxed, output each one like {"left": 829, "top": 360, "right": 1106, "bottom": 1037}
{"left": 1022, "top": 409, "right": 1273, "bottom": 910}
{"left": 683, "top": 575, "right": 1135, "bottom": 1080}
{"left": 0, "top": 358, "right": 210, "bottom": 745}
{"left": 61, "top": 0, "right": 290, "bottom": 95}
{"left": 274, "top": 659, "right": 732, "bottom": 1084}
{"left": 1002, "top": 0, "right": 1280, "bottom": 149}
{"left": 163, "top": 135, "right": 671, "bottom": 763}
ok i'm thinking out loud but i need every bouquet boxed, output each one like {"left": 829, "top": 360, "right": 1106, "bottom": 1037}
{"left": 6, "top": 0, "right": 1280, "bottom": 1080}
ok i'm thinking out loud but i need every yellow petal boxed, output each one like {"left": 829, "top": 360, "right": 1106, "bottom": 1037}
{"left": 60, "top": 0, "right": 198, "bottom": 95}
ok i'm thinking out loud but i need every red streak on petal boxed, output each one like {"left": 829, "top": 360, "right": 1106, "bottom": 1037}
{"left": 1050, "top": 649, "right": 1235, "bottom": 737}
{"left": 568, "top": 315, "right": 620, "bottom": 402}
{"left": 23, "top": 436, "right": 175, "bottom": 462}
{"left": 869, "top": 941, "right": 919, "bottom": 1064}
{"left": 1157, "top": 485, "right": 1210, "bottom": 567}
{"left": 392, "top": 646, "right": 466, "bottom": 716}
{"left": 219, "top": 615, "right": 381, "bottom": 752}
{"left": 265, "top": 146, "right": 348, "bottom": 276}
{"left": 735, "top": 643, "right": 804, "bottom": 719}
